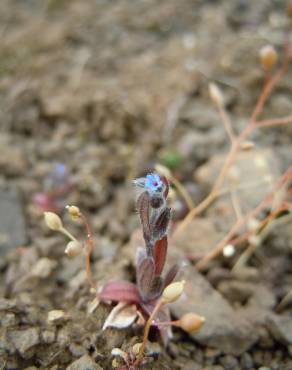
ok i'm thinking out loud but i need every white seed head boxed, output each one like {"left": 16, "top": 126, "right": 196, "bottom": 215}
{"left": 247, "top": 218, "right": 261, "bottom": 232}
{"left": 65, "top": 240, "right": 82, "bottom": 257}
{"left": 259, "top": 45, "right": 278, "bottom": 70}
{"left": 44, "top": 212, "right": 63, "bottom": 231}
{"left": 223, "top": 244, "right": 235, "bottom": 258}
{"left": 162, "top": 280, "right": 185, "bottom": 303}
{"left": 66, "top": 205, "right": 80, "bottom": 220}
{"left": 208, "top": 82, "right": 224, "bottom": 106}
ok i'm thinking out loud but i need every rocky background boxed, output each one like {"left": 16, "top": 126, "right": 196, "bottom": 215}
{"left": 0, "top": 0, "right": 292, "bottom": 369}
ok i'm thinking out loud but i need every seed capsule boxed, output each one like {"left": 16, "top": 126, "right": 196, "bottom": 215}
{"left": 162, "top": 280, "right": 185, "bottom": 303}
{"left": 44, "top": 212, "right": 63, "bottom": 231}
{"left": 259, "top": 45, "right": 278, "bottom": 70}
{"left": 209, "top": 82, "right": 224, "bottom": 106}
{"left": 65, "top": 240, "right": 82, "bottom": 257}
{"left": 178, "top": 312, "right": 205, "bottom": 332}
{"left": 66, "top": 205, "right": 81, "bottom": 220}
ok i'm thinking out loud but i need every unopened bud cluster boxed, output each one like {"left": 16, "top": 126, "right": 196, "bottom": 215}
{"left": 44, "top": 206, "right": 83, "bottom": 258}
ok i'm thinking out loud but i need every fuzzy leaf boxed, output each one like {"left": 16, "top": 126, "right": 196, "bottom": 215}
{"left": 137, "top": 191, "right": 151, "bottom": 243}
{"left": 153, "top": 236, "right": 168, "bottom": 275}
{"left": 137, "top": 257, "right": 155, "bottom": 301}
{"left": 102, "top": 301, "right": 138, "bottom": 330}
{"left": 149, "top": 275, "right": 163, "bottom": 299}
{"left": 163, "top": 264, "right": 180, "bottom": 288}
{"left": 152, "top": 207, "right": 171, "bottom": 240}
{"left": 136, "top": 246, "right": 147, "bottom": 267}
{"left": 99, "top": 281, "right": 140, "bottom": 304}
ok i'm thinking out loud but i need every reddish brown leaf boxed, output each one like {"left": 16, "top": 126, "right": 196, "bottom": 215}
{"left": 152, "top": 208, "right": 170, "bottom": 241}
{"left": 153, "top": 236, "right": 168, "bottom": 275}
{"left": 137, "top": 191, "right": 151, "bottom": 242}
{"left": 98, "top": 281, "right": 140, "bottom": 304}
{"left": 137, "top": 257, "right": 155, "bottom": 301}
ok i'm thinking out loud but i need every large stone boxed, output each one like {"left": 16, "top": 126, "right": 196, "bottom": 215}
{"left": 0, "top": 186, "right": 27, "bottom": 255}
{"left": 66, "top": 354, "right": 103, "bottom": 370}
{"left": 8, "top": 327, "right": 39, "bottom": 356}
{"left": 169, "top": 249, "right": 258, "bottom": 355}
{"left": 267, "top": 314, "right": 292, "bottom": 345}
{"left": 195, "top": 148, "right": 281, "bottom": 230}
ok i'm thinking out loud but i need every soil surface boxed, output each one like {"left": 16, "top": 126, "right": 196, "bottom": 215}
{"left": 0, "top": 1, "right": 292, "bottom": 369}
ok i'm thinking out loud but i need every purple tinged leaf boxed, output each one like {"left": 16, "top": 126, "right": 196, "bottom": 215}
{"left": 136, "top": 246, "right": 147, "bottom": 267}
{"left": 153, "top": 236, "right": 168, "bottom": 276}
{"left": 149, "top": 275, "right": 163, "bottom": 298}
{"left": 137, "top": 191, "right": 151, "bottom": 243}
{"left": 137, "top": 257, "right": 155, "bottom": 301}
{"left": 98, "top": 281, "right": 140, "bottom": 304}
{"left": 152, "top": 207, "right": 171, "bottom": 241}
{"left": 163, "top": 264, "right": 180, "bottom": 288}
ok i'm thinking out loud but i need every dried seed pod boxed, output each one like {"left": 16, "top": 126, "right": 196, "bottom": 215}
{"left": 65, "top": 240, "right": 82, "bottom": 257}
{"left": 209, "top": 82, "right": 224, "bottom": 106}
{"left": 44, "top": 212, "right": 63, "bottom": 231}
{"left": 178, "top": 312, "right": 205, "bottom": 332}
{"left": 66, "top": 205, "right": 80, "bottom": 220}
{"left": 162, "top": 280, "right": 185, "bottom": 303}
{"left": 259, "top": 45, "right": 278, "bottom": 70}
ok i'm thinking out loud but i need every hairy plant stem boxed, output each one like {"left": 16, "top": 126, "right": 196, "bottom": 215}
{"left": 136, "top": 299, "right": 164, "bottom": 362}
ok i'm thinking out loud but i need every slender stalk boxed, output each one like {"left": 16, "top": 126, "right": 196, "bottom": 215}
{"left": 79, "top": 212, "right": 96, "bottom": 289}
{"left": 136, "top": 299, "right": 164, "bottom": 361}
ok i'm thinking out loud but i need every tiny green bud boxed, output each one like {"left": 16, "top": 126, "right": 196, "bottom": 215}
{"left": 65, "top": 240, "right": 82, "bottom": 257}
{"left": 162, "top": 280, "right": 185, "bottom": 303}
{"left": 44, "top": 212, "right": 63, "bottom": 231}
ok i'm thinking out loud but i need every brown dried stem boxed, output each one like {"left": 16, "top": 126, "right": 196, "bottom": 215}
{"left": 195, "top": 168, "right": 292, "bottom": 270}
{"left": 136, "top": 299, "right": 164, "bottom": 362}
{"left": 79, "top": 212, "right": 96, "bottom": 289}
{"left": 173, "top": 43, "right": 292, "bottom": 241}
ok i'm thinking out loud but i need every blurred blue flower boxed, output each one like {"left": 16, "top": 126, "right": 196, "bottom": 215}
{"left": 145, "top": 173, "right": 163, "bottom": 192}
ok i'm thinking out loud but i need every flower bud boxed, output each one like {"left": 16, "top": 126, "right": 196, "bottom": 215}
{"left": 178, "top": 312, "right": 205, "bottom": 332}
{"left": 259, "top": 45, "right": 278, "bottom": 70}
{"left": 65, "top": 240, "right": 82, "bottom": 257}
{"left": 208, "top": 82, "right": 224, "bottom": 106}
{"left": 162, "top": 280, "right": 185, "bottom": 303}
{"left": 44, "top": 212, "right": 63, "bottom": 231}
{"left": 66, "top": 205, "right": 80, "bottom": 220}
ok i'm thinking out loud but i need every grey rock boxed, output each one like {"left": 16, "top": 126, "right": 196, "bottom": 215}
{"left": 8, "top": 327, "right": 39, "bottom": 356}
{"left": 0, "top": 186, "right": 27, "bottom": 255}
{"left": 195, "top": 148, "right": 281, "bottom": 230}
{"left": 66, "top": 354, "right": 103, "bottom": 370}
{"left": 267, "top": 314, "right": 292, "bottom": 345}
{"left": 169, "top": 250, "right": 258, "bottom": 355}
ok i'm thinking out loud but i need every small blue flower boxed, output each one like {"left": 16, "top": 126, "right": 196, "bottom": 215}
{"left": 145, "top": 173, "right": 163, "bottom": 193}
